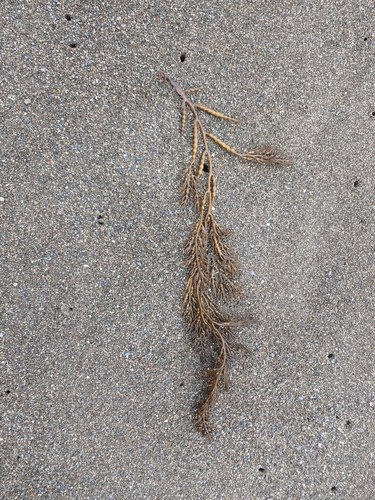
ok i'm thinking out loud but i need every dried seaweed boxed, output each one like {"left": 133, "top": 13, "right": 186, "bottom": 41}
{"left": 159, "top": 70, "right": 291, "bottom": 437}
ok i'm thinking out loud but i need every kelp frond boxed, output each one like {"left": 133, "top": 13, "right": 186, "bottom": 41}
{"left": 159, "top": 70, "right": 291, "bottom": 437}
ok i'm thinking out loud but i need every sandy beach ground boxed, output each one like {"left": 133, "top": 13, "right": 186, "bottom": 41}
{"left": 2, "top": 1, "right": 374, "bottom": 498}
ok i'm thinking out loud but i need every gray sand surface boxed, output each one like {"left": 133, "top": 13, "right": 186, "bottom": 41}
{"left": 1, "top": 1, "right": 374, "bottom": 498}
